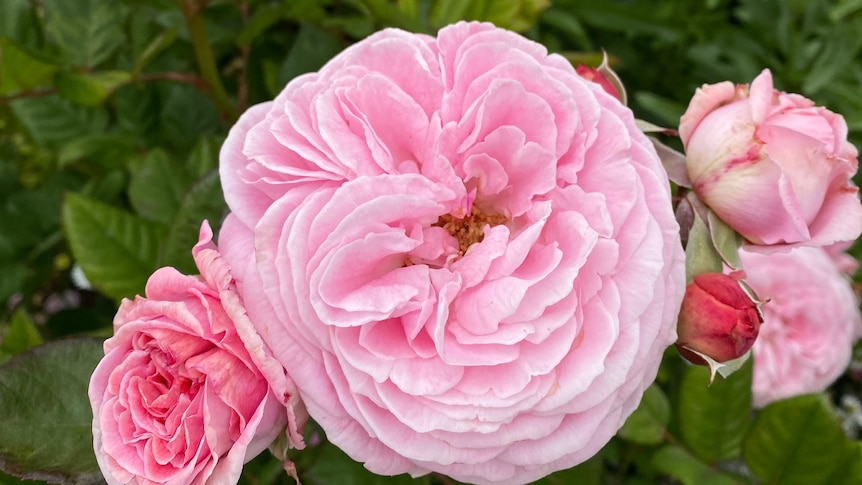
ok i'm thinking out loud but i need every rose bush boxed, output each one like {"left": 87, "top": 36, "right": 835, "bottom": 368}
{"left": 218, "top": 22, "right": 685, "bottom": 484}
{"left": 740, "top": 246, "right": 862, "bottom": 408}
{"left": 679, "top": 69, "right": 862, "bottom": 248}
{"left": 88, "top": 223, "right": 306, "bottom": 484}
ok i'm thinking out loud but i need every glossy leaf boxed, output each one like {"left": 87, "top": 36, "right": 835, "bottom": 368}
{"left": 652, "top": 445, "right": 738, "bottom": 485}
{"left": 9, "top": 96, "right": 108, "bottom": 147}
{"left": 62, "top": 193, "right": 166, "bottom": 301}
{"left": 618, "top": 384, "right": 671, "bottom": 445}
{"left": 42, "top": 0, "right": 125, "bottom": 68}
{"left": 54, "top": 70, "right": 131, "bottom": 106}
{"left": 128, "top": 149, "right": 193, "bottom": 225}
{"left": 159, "top": 170, "right": 226, "bottom": 274}
{"left": 0, "top": 38, "right": 57, "bottom": 96}
{"left": 0, "top": 339, "right": 104, "bottom": 484}
{"left": 743, "top": 394, "right": 856, "bottom": 484}
{"left": 679, "top": 356, "right": 752, "bottom": 462}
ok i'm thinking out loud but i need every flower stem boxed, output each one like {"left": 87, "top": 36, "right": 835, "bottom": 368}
{"left": 177, "top": 0, "right": 237, "bottom": 121}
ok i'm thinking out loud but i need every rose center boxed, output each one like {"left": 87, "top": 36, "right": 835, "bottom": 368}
{"left": 435, "top": 205, "right": 507, "bottom": 256}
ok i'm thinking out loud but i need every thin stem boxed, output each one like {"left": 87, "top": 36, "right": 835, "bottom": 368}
{"left": 0, "top": 87, "right": 57, "bottom": 104}
{"left": 178, "top": 0, "right": 237, "bottom": 121}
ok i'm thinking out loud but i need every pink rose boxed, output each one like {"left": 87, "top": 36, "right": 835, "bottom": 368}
{"left": 740, "top": 246, "right": 862, "bottom": 408}
{"left": 679, "top": 69, "right": 862, "bottom": 248}
{"left": 88, "top": 223, "right": 306, "bottom": 485}
{"left": 219, "top": 22, "right": 685, "bottom": 484}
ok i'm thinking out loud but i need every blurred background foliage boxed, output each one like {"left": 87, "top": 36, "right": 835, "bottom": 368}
{"left": 1, "top": 1, "right": 861, "bottom": 484}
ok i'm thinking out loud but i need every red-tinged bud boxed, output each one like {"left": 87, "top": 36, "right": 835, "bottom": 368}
{"left": 676, "top": 272, "right": 763, "bottom": 365}
{"left": 576, "top": 64, "right": 623, "bottom": 102}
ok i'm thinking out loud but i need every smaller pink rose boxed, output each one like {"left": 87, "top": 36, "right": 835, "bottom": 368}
{"left": 88, "top": 222, "right": 306, "bottom": 485}
{"left": 680, "top": 69, "right": 862, "bottom": 248}
{"left": 741, "top": 246, "right": 862, "bottom": 408}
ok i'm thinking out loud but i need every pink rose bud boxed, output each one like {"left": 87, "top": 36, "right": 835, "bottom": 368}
{"left": 576, "top": 64, "right": 623, "bottom": 101}
{"left": 679, "top": 68, "right": 862, "bottom": 248}
{"left": 676, "top": 272, "right": 763, "bottom": 364}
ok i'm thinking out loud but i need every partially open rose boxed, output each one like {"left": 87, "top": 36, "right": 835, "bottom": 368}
{"left": 219, "top": 22, "right": 685, "bottom": 484}
{"left": 88, "top": 223, "right": 305, "bottom": 485}
{"left": 680, "top": 69, "right": 862, "bottom": 248}
{"left": 741, "top": 246, "right": 862, "bottom": 408}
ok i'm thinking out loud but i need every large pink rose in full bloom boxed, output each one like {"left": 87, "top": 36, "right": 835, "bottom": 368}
{"left": 88, "top": 223, "right": 306, "bottom": 485}
{"left": 219, "top": 22, "right": 685, "bottom": 484}
{"left": 679, "top": 69, "right": 862, "bottom": 248}
{"left": 741, "top": 246, "right": 862, "bottom": 408}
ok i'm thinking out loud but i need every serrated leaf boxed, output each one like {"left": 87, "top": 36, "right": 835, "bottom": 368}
{"left": 0, "top": 339, "right": 104, "bottom": 484}
{"left": 62, "top": 193, "right": 167, "bottom": 301}
{"left": 158, "top": 84, "right": 221, "bottom": 148}
{"left": 652, "top": 445, "right": 738, "bottom": 485}
{"left": 9, "top": 96, "right": 108, "bottom": 147}
{"left": 159, "top": 171, "right": 226, "bottom": 274}
{"left": 42, "top": 0, "right": 125, "bottom": 68}
{"left": 618, "top": 384, "right": 670, "bottom": 445}
{"left": 57, "top": 133, "right": 136, "bottom": 173}
{"left": 0, "top": 38, "right": 58, "bottom": 96}
{"left": 128, "top": 149, "right": 193, "bottom": 225}
{"left": 743, "top": 394, "right": 855, "bottom": 485}
{"left": 0, "top": 310, "right": 42, "bottom": 356}
{"left": 679, "top": 356, "right": 752, "bottom": 462}
{"left": 55, "top": 70, "right": 131, "bottom": 106}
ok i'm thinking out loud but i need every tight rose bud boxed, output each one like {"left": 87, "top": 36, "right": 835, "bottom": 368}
{"left": 679, "top": 69, "right": 862, "bottom": 248}
{"left": 676, "top": 272, "right": 763, "bottom": 364}
{"left": 576, "top": 64, "right": 623, "bottom": 101}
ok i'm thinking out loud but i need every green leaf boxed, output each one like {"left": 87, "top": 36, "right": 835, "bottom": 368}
{"left": 0, "top": 38, "right": 58, "bottom": 96}
{"left": 743, "top": 394, "right": 856, "bottom": 484}
{"left": 0, "top": 0, "right": 41, "bottom": 47}
{"left": 684, "top": 207, "right": 723, "bottom": 283}
{"left": 0, "top": 263, "right": 28, "bottom": 305}
{"left": 57, "top": 133, "right": 136, "bottom": 173}
{"left": 128, "top": 149, "right": 193, "bottom": 225}
{"left": 652, "top": 445, "right": 738, "bottom": 485}
{"left": 236, "top": 4, "right": 285, "bottom": 46}
{"left": 186, "top": 134, "right": 223, "bottom": 178}
{"left": 62, "top": 193, "right": 167, "bottom": 301}
{"left": 0, "top": 310, "right": 42, "bottom": 356}
{"left": 532, "top": 452, "right": 604, "bottom": 484}
{"left": 159, "top": 170, "right": 226, "bottom": 274}
{"left": 158, "top": 84, "right": 221, "bottom": 148}
{"left": 707, "top": 211, "right": 742, "bottom": 270}
{"left": 55, "top": 70, "right": 131, "bottom": 106}
{"left": 303, "top": 441, "right": 428, "bottom": 485}
{"left": 0, "top": 339, "right": 104, "bottom": 483}
{"left": 618, "top": 384, "right": 670, "bottom": 445}
{"left": 42, "top": 0, "right": 125, "bottom": 68}
{"left": 9, "top": 95, "right": 108, "bottom": 147}
{"left": 679, "top": 356, "right": 752, "bottom": 462}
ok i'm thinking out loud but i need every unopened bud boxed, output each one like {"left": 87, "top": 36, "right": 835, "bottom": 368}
{"left": 676, "top": 272, "right": 763, "bottom": 365}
